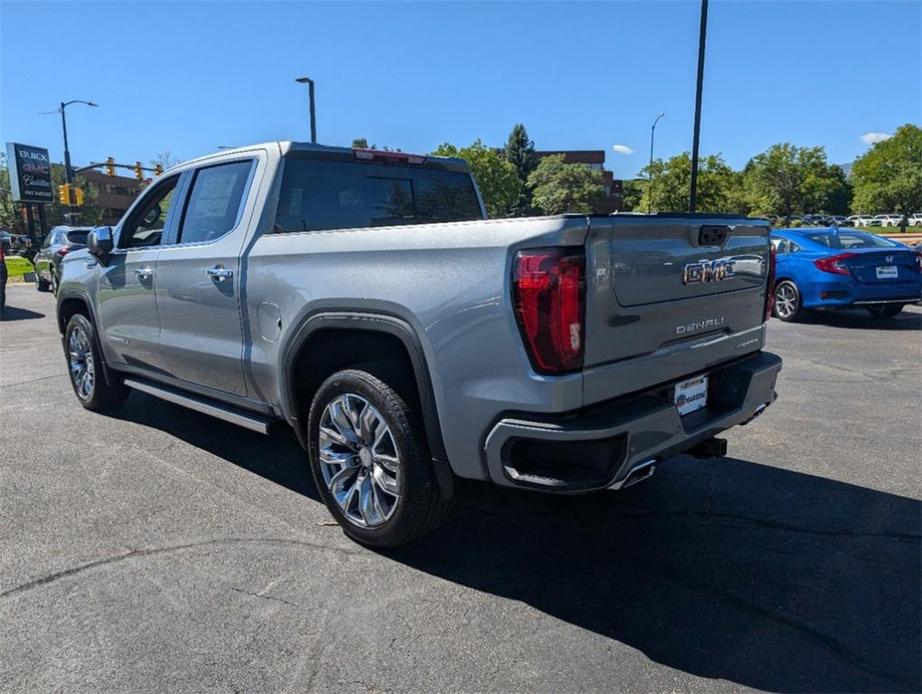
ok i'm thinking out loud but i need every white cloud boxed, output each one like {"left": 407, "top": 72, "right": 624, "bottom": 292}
{"left": 611, "top": 144, "right": 634, "bottom": 155}
{"left": 860, "top": 131, "right": 892, "bottom": 145}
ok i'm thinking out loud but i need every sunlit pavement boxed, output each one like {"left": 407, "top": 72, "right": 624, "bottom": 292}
{"left": 1, "top": 285, "right": 919, "bottom": 692}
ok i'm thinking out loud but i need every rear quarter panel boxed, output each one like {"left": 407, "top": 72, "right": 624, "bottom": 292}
{"left": 245, "top": 216, "right": 590, "bottom": 480}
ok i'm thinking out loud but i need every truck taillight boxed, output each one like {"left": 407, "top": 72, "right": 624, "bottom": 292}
{"left": 813, "top": 252, "right": 856, "bottom": 276}
{"left": 764, "top": 245, "right": 776, "bottom": 322}
{"left": 513, "top": 248, "right": 584, "bottom": 374}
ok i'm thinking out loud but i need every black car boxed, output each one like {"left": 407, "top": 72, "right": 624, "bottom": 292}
{"left": 33, "top": 226, "right": 92, "bottom": 294}
{"left": 0, "top": 235, "right": 8, "bottom": 314}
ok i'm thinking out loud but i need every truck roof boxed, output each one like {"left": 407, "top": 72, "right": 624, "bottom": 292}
{"left": 167, "top": 141, "right": 470, "bottom": 175}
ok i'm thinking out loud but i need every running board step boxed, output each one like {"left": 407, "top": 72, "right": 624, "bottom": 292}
{"left": 123, "top": 378, "right": 272, "bottom": 434}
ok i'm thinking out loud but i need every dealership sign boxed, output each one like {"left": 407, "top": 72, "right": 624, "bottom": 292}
{"left": 6, "top": 142, "right": 53, "bottom": 203}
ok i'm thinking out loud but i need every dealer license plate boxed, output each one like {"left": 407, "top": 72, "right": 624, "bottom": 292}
{"left": 876, "top": 266, "right": 898, "bottom": 279}
{"left": 675, "top": 375, "right": 709, "bottom": 416}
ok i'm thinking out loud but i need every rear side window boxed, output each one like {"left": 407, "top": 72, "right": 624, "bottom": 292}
{"left": 275, "top": 158, "right": 481, "bottom": 233}
{"left": 178, "top": 160, "right": 253, "bottom": 244}
{"left": 65, "top": 230, "right": 89, "bottom": 245}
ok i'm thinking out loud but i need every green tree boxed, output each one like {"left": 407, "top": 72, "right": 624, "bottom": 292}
{"left": 351, "top": 137, "right": 369, "bottom": 149}
{"left": 851, "top": 124, "right": 922, "bottom": 231}
{"left": 621, "top": 179, "right": 644, "bottom": 211}
{"left": 527, "top": 154, "right": 607, "bottom": 215}
{"left": 504, "top": 123, "right": 536, "bottom": 216}
{"left": 432, "top": 140, "right": 521, "bottom": 218}
{"left": 639, "top": 152, "right": 739, "bottom": 213}
{"left": 742, "top": 143, "right": 850, "bottom": 219}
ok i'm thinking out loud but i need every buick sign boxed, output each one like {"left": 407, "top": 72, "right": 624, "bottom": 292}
{"left": 5, "top": 142, "right": 53, "bottom": 204}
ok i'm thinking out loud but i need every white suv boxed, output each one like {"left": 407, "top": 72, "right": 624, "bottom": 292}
{"left": 875, "top": 214, "right": 902, "bottom": 227}
{"left": 910, "top": 213, "right": 922, "bottom": 227}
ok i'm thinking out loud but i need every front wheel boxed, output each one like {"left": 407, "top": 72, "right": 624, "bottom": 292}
{"left": 867, "top": 303, "right": 904, "bottom": 319}
{"left": 64, "top": 314, "right": 129, "bottom": 412}
{"left": 773, "top": 280, "right": 803, "bottom": 322}
{"left": 307, "top": 369, "right": 453, "bottom": 548}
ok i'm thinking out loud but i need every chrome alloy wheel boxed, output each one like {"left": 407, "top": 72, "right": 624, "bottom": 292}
{"left": 775, "top": 283, "right": 798, "bottom": 319}
{"left": 318, "top": 393, "right": 401, "bottom": 528}
{"left": 68, "top": 326, "right": 95, "bottom": 400}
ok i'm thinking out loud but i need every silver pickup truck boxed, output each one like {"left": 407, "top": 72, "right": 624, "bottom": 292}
{"left": 57, "top": 142, "right": 781, "bottom": 547}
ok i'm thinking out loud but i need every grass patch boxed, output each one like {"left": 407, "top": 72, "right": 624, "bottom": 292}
{"left": 4, "top": 256, "right": 34, "bottom": 279}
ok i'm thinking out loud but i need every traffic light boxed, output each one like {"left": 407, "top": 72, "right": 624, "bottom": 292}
{"left": 106, "top": 157, "right": 116, "bottom": 177}
{"left": 153, "top": 163, "right": 163, "bottom": 176}
{"left": 134, "top": 161, "right": 143, "bottom": 180}
{"left": 74, "top": 187, "right": 85, "bottom": 207}
{"left": 58, "top": 183, "right": 72, "bottom": 205}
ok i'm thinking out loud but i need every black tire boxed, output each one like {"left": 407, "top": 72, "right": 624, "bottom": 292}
{"left": 36, "top": 273, "right": 51, "bottom": 292}
{"left": 773, "top": 280, "right": 803, "bottom": 322}
{"left": 307, "top": 369, "right": 452, "bottom": 548}
{"left": 64, "top": 313, "right": 129, "bottom": 412}
{"left": 867, "top": 303, "right": 904, "bottom": 319}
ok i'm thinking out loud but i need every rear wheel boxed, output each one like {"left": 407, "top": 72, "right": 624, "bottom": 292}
{"left": 773, "top": 280, "right": 803, "bottom": 322}
{"left": 65, "top": 314, "right": 129, "bottom": 412}
{"left": 867, "top": 303, "right": 904, "bottom": 318}
{"left": 307, "top": 369, "right": 452, "bottom": 548}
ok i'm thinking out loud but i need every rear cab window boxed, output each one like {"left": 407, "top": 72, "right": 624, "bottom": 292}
{"left": 274, "top": 155, "right": 482, "bottom": 233}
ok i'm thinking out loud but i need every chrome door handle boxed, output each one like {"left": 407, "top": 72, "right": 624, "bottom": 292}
{"left": 207, "top": 266, "right": 233, "bottom": 281}
{"left": 134, "top": 266, "right": 154, "bottom": 278}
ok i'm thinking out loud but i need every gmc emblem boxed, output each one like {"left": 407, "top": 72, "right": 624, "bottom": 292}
{"left": 683, "top": 259, "right": 735, "bottom": 285}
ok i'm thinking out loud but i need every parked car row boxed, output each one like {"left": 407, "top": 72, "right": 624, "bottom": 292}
{"left": 765, "top": 214, "right": 922, "bottom": 228}
{"left": 0, "top": 230, "right": 32, "bottom": 253}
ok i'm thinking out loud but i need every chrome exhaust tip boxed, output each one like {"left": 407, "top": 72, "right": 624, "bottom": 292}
{"left": 620, "top": 459, "right": 657, "bottom": 489}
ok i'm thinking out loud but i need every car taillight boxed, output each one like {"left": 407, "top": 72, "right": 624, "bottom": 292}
{"left": 814, "top": 252, "right": 856, "bottom": 276}
{"left": 764, "top": 245, "right": 776, "bottom": 322}
{"left": 512, "top": 248, "right": 585, "bottom": 374}
{"left": 353, "top": 148, "right": 427, "bottom": 165}
{"left": 56, "top": 245, "right": 72, "bottom": 257}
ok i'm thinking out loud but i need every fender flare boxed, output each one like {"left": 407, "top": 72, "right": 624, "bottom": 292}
{"left": 279, "top": 310, "right": 451, "bottom": 493}
{"left": 56, "top": 289, "right": 120, "bottom": 388}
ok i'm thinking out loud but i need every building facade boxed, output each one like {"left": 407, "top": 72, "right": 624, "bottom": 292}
{"left": 79, "top": 169, "right": 143, "bottom": 225}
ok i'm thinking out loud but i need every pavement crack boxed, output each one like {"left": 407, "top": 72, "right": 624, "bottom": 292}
{"left": 230, "top": 586, "right": 301, "bottom": 609}
{"left": 0, "top": 536, "right": 363, "bottom": 600}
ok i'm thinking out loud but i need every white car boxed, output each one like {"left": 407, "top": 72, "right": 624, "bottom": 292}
{"left": 853, "top": 214, "right": 879, "bottom": 227}
{"left": 875, "top": 214, "right": 902, "bottom": 227}
{"left": 910, "top": 213, "right": 922, "bottom": 227}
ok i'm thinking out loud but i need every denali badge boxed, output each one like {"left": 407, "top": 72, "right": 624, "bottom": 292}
{"left": 675, "top": 316, "right": 726, "bottom": 335}
{"left": 683, "top": 258, "right": 735, "bottom": 285}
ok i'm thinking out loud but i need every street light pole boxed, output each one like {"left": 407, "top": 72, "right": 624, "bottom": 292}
{"left": 58, "top": 99, "right": 98, "bottom": 186}
{"left": 295, "top": 76, "right": 317, "bottom": 143}
{"left": 688, "top": 0, "right": 709, "bottom": 213}
{"left": 648, "top": 112, "right": 665, "bottom": 214}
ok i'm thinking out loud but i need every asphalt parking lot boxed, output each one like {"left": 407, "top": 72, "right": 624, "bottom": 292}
{"left": 1, "top": 284, "right": 919, "bottom": 693}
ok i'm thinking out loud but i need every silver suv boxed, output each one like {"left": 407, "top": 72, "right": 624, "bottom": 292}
{"left": 57, "top": 142, "right": 781, "bottom": 547}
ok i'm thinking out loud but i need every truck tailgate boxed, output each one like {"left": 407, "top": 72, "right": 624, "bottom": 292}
{"left": 582, "top": 215, "right": 771, "bottom": 404}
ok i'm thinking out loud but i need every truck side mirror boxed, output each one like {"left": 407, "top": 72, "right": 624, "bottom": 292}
{"left": 87, "top": 227, "right": 114, "bottom": 258}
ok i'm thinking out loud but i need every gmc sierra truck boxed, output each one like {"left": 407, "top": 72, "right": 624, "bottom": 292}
{"left": 56, "top": 142, "right": 781, "bottom": 547}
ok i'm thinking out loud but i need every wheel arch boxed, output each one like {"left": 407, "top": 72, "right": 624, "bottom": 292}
{"left": 279, "top": 311, "right": 448, "bottom": 468}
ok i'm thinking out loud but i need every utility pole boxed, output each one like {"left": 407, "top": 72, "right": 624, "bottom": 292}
{"left": 648, "top": 112, "right": 665, "bottom": 213}
{"left": 688, "top": 0, "right": 708, "bottom": 213}
{"left": 50, "top": 99, "right": 97, "bottom": 222}
{"left": 295, "top": 76, "right": 317, "bottom": 143}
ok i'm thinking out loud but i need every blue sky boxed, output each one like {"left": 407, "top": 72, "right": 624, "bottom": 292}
{"left": 1, "top": 1, "right": 919, "bottom": 178}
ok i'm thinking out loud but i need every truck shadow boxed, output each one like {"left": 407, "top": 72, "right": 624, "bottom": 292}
{"left": 113, "top": 395, "right": 920, "bottom": 692}
{"left": 395, "top": 457, "right": 921, "bottom": 693}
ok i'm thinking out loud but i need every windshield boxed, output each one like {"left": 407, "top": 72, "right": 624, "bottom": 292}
{"left": 803, "top": 231, "right": 897, "bottom": 249}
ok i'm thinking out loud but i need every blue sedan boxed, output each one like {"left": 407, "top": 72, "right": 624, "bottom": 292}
{"left": 771, "top": 227, "right": 922, "bottom": 321}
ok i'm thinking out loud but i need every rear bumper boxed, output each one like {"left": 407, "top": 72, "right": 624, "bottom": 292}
{"left": 483, "top": 351, "right": 782, "bottom": 492}
{"left": 799, "top": 276, "right": 922, "bottom": 308}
